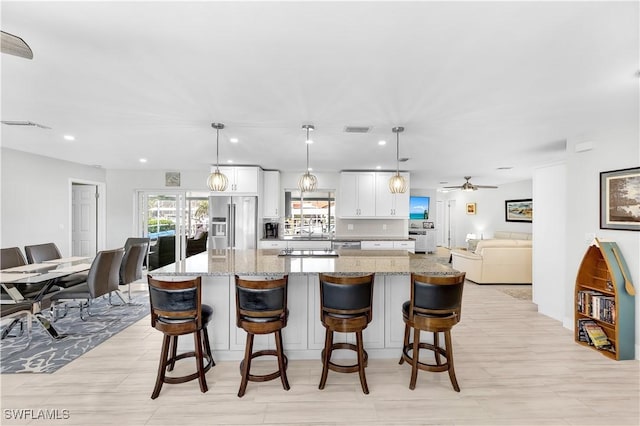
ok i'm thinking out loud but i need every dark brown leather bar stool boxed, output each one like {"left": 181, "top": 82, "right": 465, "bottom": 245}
{"left": 235, "top": 275, "right": 289, "bottom": 398}
{"left": 147, "top": 275, "right": 214, "bottom": 399}
{"left": 399, "top": 272, "right": 466, "bottom": 391}
{"left": 318, "top": 273, "right": 375, "bottom": 394}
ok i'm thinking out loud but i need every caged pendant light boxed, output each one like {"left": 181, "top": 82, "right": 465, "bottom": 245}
{"left": 389, "top": 126, "right": 408, "bottom": 193}
{"left": 207, "top": 122, "right": 228, "bottom": 192}
{"left": 298, "top": 124, "right": 318, "bottom": 193}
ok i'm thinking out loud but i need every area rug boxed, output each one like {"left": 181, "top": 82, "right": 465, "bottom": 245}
{"left": 496, "top": 286, "right": 533, "bottom": 301}
{"left": 0, "top": 293, "right": 150, "bottom": 374}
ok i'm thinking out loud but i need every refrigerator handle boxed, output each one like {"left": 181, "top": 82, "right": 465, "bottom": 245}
{"left": 231, "top": 203, "right": 237, "bottom": 248}
{"left": 227, "top": 203, "right": 232, "bottom": 249}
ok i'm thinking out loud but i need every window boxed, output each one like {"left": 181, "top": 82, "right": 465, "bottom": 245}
{"left": 284, "top": 189, "right": 335, "bottom": 236}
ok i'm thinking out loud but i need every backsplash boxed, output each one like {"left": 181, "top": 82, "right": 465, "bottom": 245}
{"left": 334, "top": 218, "right": 408, "bottom": 238}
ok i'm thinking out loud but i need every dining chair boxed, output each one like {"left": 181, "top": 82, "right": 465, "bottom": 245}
{"left": 24, "top": 243, "right": 87, "bottom": 288}
{"left": 1, "top": 247, "right": 58, "bottom": 300}
{"left": 49, "top": 248, "right": 124, "bottom": 321}
{"left": 117, "top": 240, "right": 149, "bottom": 304}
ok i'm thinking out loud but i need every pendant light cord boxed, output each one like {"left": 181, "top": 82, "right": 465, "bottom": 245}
{"left": 215, "top": 127, "right": 220, "bottom": 171}
{"left": 396, "top": 130, "right": 400, "bottom": 175}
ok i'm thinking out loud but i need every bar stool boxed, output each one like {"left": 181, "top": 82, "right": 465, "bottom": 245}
{"left": 147, "top": 275, "right": 215, "bottom": 399}
{"left": 235, "top": 275, "right": 289, "bottom": 398}
{"left": 399, "top": 272, "right": 466, "bottom": 391}
{"left": 318, "top": 273, "right": 375, "bottom": 394}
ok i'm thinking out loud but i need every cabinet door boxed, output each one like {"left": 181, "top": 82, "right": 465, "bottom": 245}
{"left": 258, "top": 240, "right": 287, "bottom": 249}
{"left": 361, "top": 240, "right": 394, "bottom": 250}
{"left": 375, "top": 172, "right": 410, "bottom": 217}
{"left": 393, "top": 240, "right": 415, "bottom": 252}
{"left": 392, "top": 173, "right": 410, "bottom": 217}
{"left": 262, "top": 171, "right": 280, "bottom": 218}
{"left": 384, "top": 275, "right": 410, "bottom": 349}
{"left": 233, "top": 167, "right": 259, "bottom": 193}
{"left": 357, "top": 172, "right": 376, "bottom": 217}
{"left": 339, "top": 173, "right": 359, "bottom": 217}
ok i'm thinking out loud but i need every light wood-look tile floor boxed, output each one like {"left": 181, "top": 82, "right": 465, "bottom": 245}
{"left": 1, "top": 281, "right": 638, "bottom": 426}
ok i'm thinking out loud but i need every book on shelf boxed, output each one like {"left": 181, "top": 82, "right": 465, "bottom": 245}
{"left": 582, "top": 321, "right": 612, "bottom": 349}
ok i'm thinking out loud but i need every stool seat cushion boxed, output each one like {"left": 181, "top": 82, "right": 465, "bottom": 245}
{"left": 240, "top": 308, "right": 288, "bottom": 323}
{"left": 325, "top": 312, "right": 367, "bottom": 320}
{"left": 157, "top": 303, "right": 213, "bottom": 325}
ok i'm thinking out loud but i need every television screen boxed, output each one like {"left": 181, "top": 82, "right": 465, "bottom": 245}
{"left": 409, "top": 196, "right": 430, "bottom": 220}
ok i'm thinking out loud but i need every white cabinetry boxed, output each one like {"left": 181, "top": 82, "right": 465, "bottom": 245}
{"left": 214, "top": 166, "right": 259, "bottom": 194}
{"left": 411, "top": 229, "right": 437, "bottom": 253}
{"left": 375, "top": 172, "right": 410, "bottom": 218}
{"left": 258, "top": 240, "right": 331, "bottom": 250}
{"left": 339, "top": 172, "right": 376, "bottom": 218}
{"left": 262, "top": 170, "right": 280, "bottom": 218}
{"left": 258, "top": 240, "right": 287, "bottom": 249}
{"left": 360, "top": 240, "right": 414, "bottom": 252}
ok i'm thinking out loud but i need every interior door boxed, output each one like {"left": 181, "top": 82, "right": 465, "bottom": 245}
{"left": 71, "top": 183, "right": 97, "bottom": 256}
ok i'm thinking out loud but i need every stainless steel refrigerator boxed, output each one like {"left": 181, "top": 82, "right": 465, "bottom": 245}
{"left": 209, "top": 196, "right": 258, "bottom": 249}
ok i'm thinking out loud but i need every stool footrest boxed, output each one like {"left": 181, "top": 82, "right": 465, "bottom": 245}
{"left": 164, "top": 351, "right": 214, "bottom": 384}
{"left": 402, "top": 342, "right": 449, "bottom": 373}
{"left": 322, "top": 342, "right": 368, "bottom": 374}
{"left": 240, "top": 349, "right": 288, "bottom": 382}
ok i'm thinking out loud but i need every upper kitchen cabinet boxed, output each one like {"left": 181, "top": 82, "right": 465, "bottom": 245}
{"left": 213, "top": 166, "right": 259, "bottom": 194}
{"left": 339, "top": 172, "right": 376, "bottom": 218}
{"left": 375, "top": 172, "right": 410, "bottom": 218}
{"left": 262, "top": 170, "right": 281, "bottom": 218}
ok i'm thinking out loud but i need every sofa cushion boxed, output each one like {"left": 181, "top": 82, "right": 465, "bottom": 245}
{"left": 493, "top": 231, "right": 532, "bottom": 240}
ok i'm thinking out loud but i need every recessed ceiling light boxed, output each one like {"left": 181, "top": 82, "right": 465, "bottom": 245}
{"left": 63, "top": 135, "right": 75, "bottom": 141}
{"left": 230, "top": 138, "right": 239, "bottom": 143}
{"left": 376, "top": 166, "right": 382, "bottom": 170}
{"left": 227, "top": 160, "right": 233, "bottom": 163}
{"left": 139, "top": 158, "right": 147, "bottom": 163}
{"left": 306, "top": 139, "right": 314, "bottom": 144}
{"left": 307, "top": 167, "right": 313, "bottom": 171}
{"left": 378, "top": 140, "right": 386, "bottom": 146}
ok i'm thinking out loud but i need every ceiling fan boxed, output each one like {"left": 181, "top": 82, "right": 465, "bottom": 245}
{"left": 443, "top": 176, "right": 498, "bottom": 192}
{"left": 1, "top": 31, "right": 33, "bottom": 59}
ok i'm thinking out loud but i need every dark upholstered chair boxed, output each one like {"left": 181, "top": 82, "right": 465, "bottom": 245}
{"left": 399, "top": 272, "right": 466, "bottom": 391}
{"left": 1, "top": 247, "right": 59, "bottom": 300}
{"left": 49, "top": 248, "right": 124, "bottom": 321}
{"left": 0, "top": 300, "right": 34, "bottom": 340}
{"left": 118, "top": 240, "right": 149, "bottom": 303}
{"left": 148, "top": 236, "right": 175, "bottom": 270}
{"left": 24, "top": 242, "right": 87, "bottom": 288}
{"left": 147, "top": 275, "right": 214, "bottom": 399}
{"left": 318, "top": 273, "right": 375, "bottom": 394}
{"left": 235, "top": 275, "right": 289, "bottom": 397}
{"left": 186, "top": 231, "right": 208, "bottom": 257}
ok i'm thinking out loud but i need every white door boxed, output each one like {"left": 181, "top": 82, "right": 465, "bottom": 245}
{"left": 72, "top": 184, "right": 97, "bottom": 256}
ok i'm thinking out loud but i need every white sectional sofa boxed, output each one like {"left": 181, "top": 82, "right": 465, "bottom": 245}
{"left": 451, "top": 232, "right": 532, "bottom": 284}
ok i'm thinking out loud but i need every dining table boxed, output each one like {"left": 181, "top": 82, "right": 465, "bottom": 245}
{"left": 0, "top": 256, "right": 92, "bottom": 340}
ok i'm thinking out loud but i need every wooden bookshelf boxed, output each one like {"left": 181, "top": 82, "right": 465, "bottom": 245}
{"left": 574, "top": 239, "right": 635, "bottom": 360}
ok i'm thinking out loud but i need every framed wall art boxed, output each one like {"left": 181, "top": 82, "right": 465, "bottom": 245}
{"left": 600, "top": 167, "right": 640, "bottom": 231}
{"left": 466, "top": 203, "right": 476, "bottom": 215}
{"left": 505, "top": 199, "right": 533, "bottom": 222}
{"left": 165, "top": 171, "right": 181, "bottom": 187}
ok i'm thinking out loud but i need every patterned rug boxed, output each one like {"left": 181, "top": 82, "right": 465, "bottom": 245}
{"left": 496, "top": 286, "right": 533, "bottom": 301}
{"left": 0, "top": 293, "right": 149, "bottom": 373}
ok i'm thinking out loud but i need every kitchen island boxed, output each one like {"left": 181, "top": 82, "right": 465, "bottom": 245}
{"left": 151, "top": 249, "right": 457, "bottom": 360}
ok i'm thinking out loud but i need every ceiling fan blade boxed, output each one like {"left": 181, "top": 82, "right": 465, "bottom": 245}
{"left": 1, "top": 31, "right": 33, "bottom": 59}
{"left": 474, "top": 185, "right": 498, "bottom": 189}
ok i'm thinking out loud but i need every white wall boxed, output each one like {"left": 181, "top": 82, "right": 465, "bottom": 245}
{"left": 533, "top": 163, "right": 567, "bottom": 321}
{"left": 0, "top": 148, "right": 106, "bottom": 255}
{"left": 439, "top": 180, "right": 533, "bottom": 248}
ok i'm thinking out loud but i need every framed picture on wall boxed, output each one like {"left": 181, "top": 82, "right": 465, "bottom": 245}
{"left": 466, "top": 203, "right": 476, "bottom": 215}
{"left": 165, "top": 171, "right": 181, "bottom": 187}
{"left": 505, "top": 199, "right": 533, "bottom": 222}
{"left": 600, "top": 167, "right": 640, "bottom": 231}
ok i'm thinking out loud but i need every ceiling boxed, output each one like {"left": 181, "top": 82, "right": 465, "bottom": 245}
{"left": 1, "top": 1, "right": 638, "bottom": 189}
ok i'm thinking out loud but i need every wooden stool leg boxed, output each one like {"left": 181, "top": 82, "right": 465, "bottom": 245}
{"left": 318, "top": 328, "right": 333, "bottom": 390}
{"left": 167, "top": 335, "right": 178, "bottom": 371}
{"left": 356, "top": 330, "right": 369, "bottom": 394}
{"left": 275, "top": 329, "right": 290, "bottom": 391}
{"left": 434, "top": 331, "right": 442, "bottom": 365}
{"left": 238, "top": 333, "right": 254, "bottom": 397}
{"left": 399, "top": 322, "right": 410, "bottom": 365}
{"left": 444, "top": 330, "right": 460, "bottom": 392}
{"left": 202, "top": 328, "right": 215, "bottom": 367}
{"left": 409, "top": 328, "right": 420, "bottom": 390}
{"left": 194, "top": 329, "right": 208, "bottom": 393}
{"left": 151, "top": 334, "right": 171, "bottom": 399}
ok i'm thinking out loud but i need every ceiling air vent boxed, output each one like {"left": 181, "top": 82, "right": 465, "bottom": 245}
{"left": 344, "top": 126, "right": 371, "bottom": 133}
{"left": 1, "top": 120, "right": 51, "bottom": 129}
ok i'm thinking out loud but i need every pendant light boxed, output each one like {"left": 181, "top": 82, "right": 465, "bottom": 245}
{"left": 298, "top": 124, "right": 318, "bottom": 193}
{"left": 389, "top": 126, "right": 408, "bottom": 193}
{"left": 207, "top": 122, "right": 228, "bottom": 191}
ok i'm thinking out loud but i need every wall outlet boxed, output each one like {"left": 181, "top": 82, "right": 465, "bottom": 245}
{"left": 348, "top": 223, "right": 354, "bottom": 231}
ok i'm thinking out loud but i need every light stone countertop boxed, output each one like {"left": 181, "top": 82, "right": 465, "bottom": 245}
{"left": 151, "top": 249, "right": 457, "bottom": 276}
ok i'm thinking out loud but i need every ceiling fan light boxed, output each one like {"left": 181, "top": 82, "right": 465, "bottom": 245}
{"left": 389, "top": 173, "right": 407, "bottom": 194}
{"left": 207, "top": 168, "right": 228, "bottom": 191}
